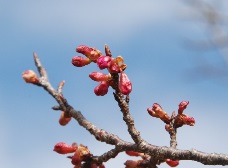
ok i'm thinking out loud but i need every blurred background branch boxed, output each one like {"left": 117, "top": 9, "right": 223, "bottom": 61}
{"left": 182, "top": 0, "right": 228, "bottom": 83}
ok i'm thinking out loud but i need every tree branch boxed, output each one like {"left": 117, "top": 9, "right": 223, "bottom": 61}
{"left": 29, "top": 52, "right": 228, "bottom": 166}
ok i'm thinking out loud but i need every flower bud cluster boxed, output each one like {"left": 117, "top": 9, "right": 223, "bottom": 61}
{"left": 72, "top": 45, "right": 132, "bottom": 96}
{"left": 54, "top": 142, "right": 104, "bottom": 167}
{"left": 173, "top": 101, "right": 195, "bottom": 128}
{"left": 148, "top": 101, "right": 195, "bottom": 129}
{"left": 147, "top": 103, "right": 170, "bottom": 124}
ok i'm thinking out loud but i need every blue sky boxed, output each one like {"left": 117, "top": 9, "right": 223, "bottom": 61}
{"left": 0, "top": 1, "right": 228, "bottom": 168}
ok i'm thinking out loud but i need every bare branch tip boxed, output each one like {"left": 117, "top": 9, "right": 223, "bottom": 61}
{"left": 52, "top": 106, "right": 61, "bottom": 110}
{"left": 33, "top": 51, "right": 38, "bottom": 58}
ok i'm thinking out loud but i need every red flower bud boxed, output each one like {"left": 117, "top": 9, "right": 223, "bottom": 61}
{"left": 126, "top": 151, "right": 142, "bottom": 157}
{"left": 166, "top": 159, "right": 179, "bottom": 167}
{"left": 72, "top": 56, "right": 92, "bottom": 67}
{"left": 152, "top": 103, "right": 164, "bottom": 117}
{"left": 22, "top": 70, "right": 39, "bottom": 84}
{"left": 178, "top": 101, "right": 189, "bottom": 114}
{"left": 108, "top": 60, "right": 120, "bottom": 73}
{"left": 53, "top": 142, "right": 76, "bottom": 154}
{"left": 107, "top": 56, "right": 127, "bottom": 73}
{"left": 147, "top": 108, "right": 159, "bottom": 118}
{"left": 94, "top": 81, "right": 109, "bottom": 96}
{"left": 76, "top": 45, "right": 102, "bottom": 61}
{"left": 124, "top": 160, "right": 138, "bottom": 168}
{"left": 71, "top": 150, "right": 82, "bottom": 166}
{"left": 182, "top": 115, "right": 195, "bottom": 126}
{"left": 59, "top": 111, "right": 71, "bottom": 126}
{"left": 89, "top": 72, "right": 111, "bottom": 82}
{"left": 97, "top": 56, "right": 112, "bottom": 69}
{"left": 119, "top": 71, "right": 132, "bottom": 95}
{"left": 165, "top": 124, "right": 173, "bottom": 133}
{"left": 72, "top": 144, "right": 92, "bottom": 165}
{"left": 147, "top": 103, "right": 170, "bottom": 124}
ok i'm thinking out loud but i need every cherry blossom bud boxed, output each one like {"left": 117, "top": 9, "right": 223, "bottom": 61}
{"left": 152, "top": 103, "right": 164, "bottom": 117}
{"left": 152, "top": 103, "right": 170, "bottom": 124}
{"left": 108, "top": 60, "right": 120, "bottom": 73}
{"left": 108, "top": 56, "right": 126, "bottom": 73}
{"left": 166, "top": 159, "right": 179, "bottom": 167}
{"left": 126, "top": 151, "right": 142, "bottom": 157}
{"left": 97, "top": 56, "right": 112, "bottom": 69}
{"left": 72, "top": 56, "right": 92, "bottom": 67}
{"left": 76, "top": 45, "right": 102, "bottom": 61}
{"left": 182, "top": 115, "right": 195, "bottom": 126}
{"left": 178, "top": 101, "right": 189, "bottom": 114}
{"left": 124, "top": 160, "right": 138, "bottom": 168}
{"left": 89, "top": 72, "right": 112, "bottom": 82}
{"left": 119, "top": 71, "right": 132, "bottom": 95}
{"left": 94, "top": 81, "right": 109, "bottom": 96}
{"left": 59, "top": 111, "right": 71, "bottom": 126}
{"left": 165, "top": 124, "right": 173, "bottom": 133}
{"left": 71, "top": 150, "right": 82, "bottom": 166}
{"left": 22, "top": 70, "right": 39, "bottom": 84}
{"left": 147, "top": 108, "right": 159, "bottom": 118}
{"left": 148, "top": 103, "right": 170, "bottom": 124}
{"left": 53, "top": 142, "right": 76, "bottom": 154}
{"left": 72, "top": 144, "right": 92, "bottom": 165}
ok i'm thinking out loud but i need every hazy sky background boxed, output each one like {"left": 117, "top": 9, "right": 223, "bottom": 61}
{"left": 1, "top": 0, "right": 228, "bottom": 168}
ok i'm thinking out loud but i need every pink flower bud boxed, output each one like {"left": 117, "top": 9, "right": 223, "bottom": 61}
{"left": 182, "top": 115, "right": 195, "bottom": 126}
{"left": 72, "top": 56, "right": 92, "bottom": 67}
{"left": 178, "top": 101, "right": 189, "bottom": 114}
{"left": 147, "top": 108, "right": 159, "bottom": 118}
{"left": 108, "top": 60, "right": 120, "bottom": 73}
{"left": 97, "top": 56, "right": 112, "bottom": 69}
{"left": 152, "top": 103, "right": 164, "bottom": 117}
{"left": 89, "top": 72, "right": 111, "bottom": 82}
{"left": 147, "top": 103, "right": 170, "bottom": 124}
{"left": 59, "top": 111, "right": 71, "bottom": 126}
{"left": 53, "top": 142, "right": 76, "bottom": 154}
{"left": 124, "top": 160, "right": 138, "bottom": 168}
{"left": 71, "top": 144, "right": 92, "bottom": 165}
{"left": 76, "top": 45, "right": 102, "bottom": 61}
{"left": 108, "top": 56, "right": 125, "bottom": 73}
{"left": 126, "top": 151, "right": 143, "bottom": 157}
{"left": 71, "top": 150, "right": 82, "bottom": 166}
{"left": 22, "top": 70, "right": 39, "bottom": 84}
{"left": 166, "top": 159, "right": 179, "bottom": 167}
{"left": 165, "top": 124, "right": 173, "bottom": 133}
{"left": 94, "top": 81, "right": 109, "bottom": 96}
{"left": 119, "top": 71, "right": 132, "bottom": 95}
{"left": 124, "top": 160, "right": 143, "bottom": 168}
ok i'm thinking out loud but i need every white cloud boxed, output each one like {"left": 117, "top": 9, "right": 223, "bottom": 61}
{"left": 4, "top": 0, "right": 181, "bottom": 41}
